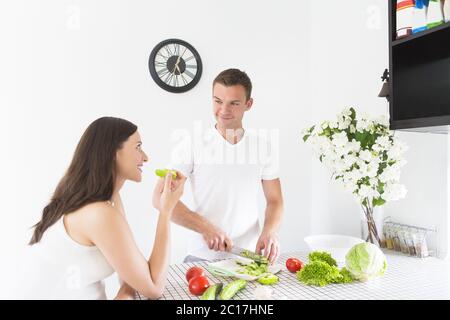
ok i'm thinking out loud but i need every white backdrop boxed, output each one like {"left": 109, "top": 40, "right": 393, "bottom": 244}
{"left": 0, "top": 0, "right": 448, "bottom": 299}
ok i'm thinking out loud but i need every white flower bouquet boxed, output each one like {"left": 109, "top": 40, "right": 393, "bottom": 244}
{"left": 302, "top": 107, "right": 408, "bottom": 246}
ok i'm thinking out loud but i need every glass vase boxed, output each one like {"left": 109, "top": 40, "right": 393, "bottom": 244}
{"left": 360, "top": 204, "right": 385, "bottom": 247}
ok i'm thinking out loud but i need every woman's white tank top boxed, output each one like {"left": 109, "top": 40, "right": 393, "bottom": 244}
{"left": 13, "top": 217, "right": 114, "bottom": 299}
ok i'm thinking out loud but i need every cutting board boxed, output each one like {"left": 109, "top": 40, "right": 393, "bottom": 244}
{"left": 206, "top": 257, "right": 283, "bottom": 281}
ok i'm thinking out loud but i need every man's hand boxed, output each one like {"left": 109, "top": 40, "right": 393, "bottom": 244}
{"left": 255, "top": 231, "right": 280, "bottom": 264}
{"left": 202, "top": 223, "right": 233, "bottom": 252}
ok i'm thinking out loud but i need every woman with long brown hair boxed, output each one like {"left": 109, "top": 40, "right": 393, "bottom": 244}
{"left": 15, "top": 117, "right": 185, "bottom": 299}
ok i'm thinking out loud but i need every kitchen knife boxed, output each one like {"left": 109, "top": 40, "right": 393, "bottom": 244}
{"left": 228, "top": 246, "right": 269, "bottom": 265}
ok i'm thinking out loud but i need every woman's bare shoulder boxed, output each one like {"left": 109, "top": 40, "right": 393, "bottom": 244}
{"left": 76, "top": 201, "right": 123, "bottom": 225}
{"left": 63, "top": 201, "right": 123, "bottom": 246}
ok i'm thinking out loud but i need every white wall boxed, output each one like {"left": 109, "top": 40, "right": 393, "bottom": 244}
{"left": 306, "top": 0, "right": 448, "bottom": 258}
{"left": 0, "top": 0, "right": 448, "bottom": 299}
{"left": 306, "top": 0, "right": 391, "bottom": 237}
{"left": 383, "top": 132, "right": 447, "bottom": 257}
{"left": 0, "top": 0, "right": 312, "bottom": 298}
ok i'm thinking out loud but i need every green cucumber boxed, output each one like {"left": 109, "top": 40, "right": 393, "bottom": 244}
{"left": 257, "top": 273, "right": 279, "bottom": 285}
{"left": 219, "top": 279, "right": 247, "bottom": 300}
{"left": 200, "top": 283, "right": 223, "bottom": 300}
{"left": 240, "top": 250, "right": 269, "bottom": 265}
{"left": 155, "top": 169, "right": 177, "bottom": 179}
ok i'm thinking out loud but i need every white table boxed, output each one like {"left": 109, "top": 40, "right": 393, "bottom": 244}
{"left": 137, "top": 251, "right": 450, "bottom": 300}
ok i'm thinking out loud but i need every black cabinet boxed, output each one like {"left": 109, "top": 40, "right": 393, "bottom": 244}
{"left": 388, "top": 0, "right": 450, "bottom": 134}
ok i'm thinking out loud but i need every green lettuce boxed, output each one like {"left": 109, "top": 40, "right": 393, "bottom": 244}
{"left": 345, "top": 242, "right": 387, "bottom": 281}
{"left": 297, "top": 261, "right": 341, "bottom": 286}
{"left": 297, "top": 251, "right": 354, "bottom": 286}
{"left": 308, "top": 251, "right": 338, "bottom": 267}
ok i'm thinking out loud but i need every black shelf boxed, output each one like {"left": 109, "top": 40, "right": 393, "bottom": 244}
{"left": 392, "top": 21, "right": 450, "bottom": 46}
{"left": 391, "top": 116, "right": 450, "bottom": 134}
{"left": 388, "top": 0, "right": 450, "bottom": 134}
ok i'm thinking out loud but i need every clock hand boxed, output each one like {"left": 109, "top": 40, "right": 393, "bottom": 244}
{"left": 173, "top": 55, "right": 182, "bottom": 73}
{"left": 180, "top": 46, "right": 187, "bottom": 59}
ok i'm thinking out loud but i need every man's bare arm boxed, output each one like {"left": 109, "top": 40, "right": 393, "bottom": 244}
{"left": 171, "top": 201, "right": 233, "bottom": 252}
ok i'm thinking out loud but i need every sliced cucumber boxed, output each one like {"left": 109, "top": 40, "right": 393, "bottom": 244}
{"left": 257, "top": 273, "right": 279, "bottom": 285}
{"left": 155, "top": 169, "right": 177, "bottom": 179}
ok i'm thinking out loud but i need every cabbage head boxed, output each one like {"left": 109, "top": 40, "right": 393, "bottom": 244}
{"left": 345, "top": 242, "right": 387, "bottom": 282}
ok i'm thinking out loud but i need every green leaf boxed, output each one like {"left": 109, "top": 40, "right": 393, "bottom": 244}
{"left": 366, "top": 133, "right": 378, "bottom": 148}
{"left": 355, "top": 131, "right": 369, "bottom": 148}
{"left": 377, "top": 162, "right": 387, "bottom": 175}
{"left": 361, "top": 177, "right": 370, "bottom": 186}
{"left": 377, "top": 182, "right": 385, "bottom": 194}
{"left": 302, "top": 125, "right": 315, "bottom": 142}
{"left": 322, "top": 127, "right": 331, "bottom": 137}
{"left": 373, "top": 197, "right": 386, "bottom": 207}
{"left": 349, "top": 107, "right": 356, "bottom": 120}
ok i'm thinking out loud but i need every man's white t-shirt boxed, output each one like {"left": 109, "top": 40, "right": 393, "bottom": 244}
{"left": 169, "top": 124, "right": 279, "bottom": 261}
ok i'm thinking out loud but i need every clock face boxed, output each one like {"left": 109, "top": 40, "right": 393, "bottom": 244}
{"left": 149, "top": 39, "right": 202, "bottom": 93}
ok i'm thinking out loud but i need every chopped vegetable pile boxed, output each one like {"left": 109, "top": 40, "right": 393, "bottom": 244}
{"left": 235, "top": 260, "right": 268, "bottom": 277}
{"left": 235, "top": 259, "right": 279, "bottom": 285}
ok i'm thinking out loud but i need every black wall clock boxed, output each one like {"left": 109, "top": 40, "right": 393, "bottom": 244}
{"left": 149, "top": 38, "right": 202, "bottom": 93}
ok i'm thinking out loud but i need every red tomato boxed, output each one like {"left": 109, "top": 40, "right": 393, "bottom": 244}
{"left": 186, "top": 266, "right": 205, "bottom": 282}
{"left": 188, "top": 276, "right": 210, "bottom": 296}
{"left": 286, "top": 257, "right": 304, "bottom": 273}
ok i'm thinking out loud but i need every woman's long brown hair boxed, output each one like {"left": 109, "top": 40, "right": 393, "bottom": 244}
{"left": 29, "top": 117, "right": 137, "bottom": 245}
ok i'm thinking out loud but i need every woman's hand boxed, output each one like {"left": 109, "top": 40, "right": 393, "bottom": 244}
{"left": 114, "top": 283, "right": 136, "bottom": 300}
{"left": 114, "top": 292, "right": 135, "bottom": 300}
{"left": 152, "top": 170, "right": 186, "bottom": 215}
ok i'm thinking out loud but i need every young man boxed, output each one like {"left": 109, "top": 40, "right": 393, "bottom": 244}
{"left": 168, "top": 68, "right": 283, "bottom": 263}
